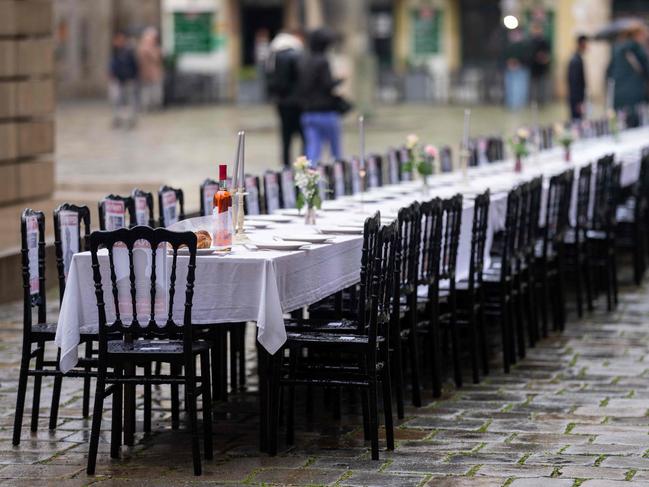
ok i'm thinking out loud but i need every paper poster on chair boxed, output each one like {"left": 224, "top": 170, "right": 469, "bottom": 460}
{"left": 26, "top": 215, "right": 39, "bottom": 296}
{"left": 104, "top": 200, "right": 125, "bottom": 231}
{"left": 59, "top": 210, "right": 79, "bottom": 279}
{"left": 162, "top": 191, "right": 178, "bottom": 227}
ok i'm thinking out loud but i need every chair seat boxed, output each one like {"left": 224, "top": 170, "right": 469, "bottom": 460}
{"left": 285, "top": 318, "right": 359, "bottom": 333}
{"left": 616, "top": 206, "right": 635, "bottom": 223}
{"left": 31, "top": 322, "right": 59, "bottom": 335}
{"left": 107, "top": 339, "right": 209, "bottom": 356}
{"left": 286, "top": 331, "right": 378, "bottom": 347}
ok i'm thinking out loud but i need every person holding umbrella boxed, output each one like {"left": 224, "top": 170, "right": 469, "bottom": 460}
{"left": 606, "top": 21, "right": 649, "bottom": 127}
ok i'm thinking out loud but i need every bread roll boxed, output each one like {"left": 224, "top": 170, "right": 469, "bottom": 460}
{"left": 195, "top": 230, "right": 212, "bottom": 249}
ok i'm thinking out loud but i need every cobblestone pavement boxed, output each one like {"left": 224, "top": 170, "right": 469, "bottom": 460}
{"left": 2, "top": 269, "right": 649, "bottom": 486}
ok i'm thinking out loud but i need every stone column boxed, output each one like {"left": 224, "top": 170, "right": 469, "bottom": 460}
{"left": 0, "top": 0, "right": 55, "bottom": 206}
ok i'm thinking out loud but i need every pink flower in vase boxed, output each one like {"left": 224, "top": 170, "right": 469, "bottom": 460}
{"left": 424, "top": 144, "right": 438, "bottom": 159}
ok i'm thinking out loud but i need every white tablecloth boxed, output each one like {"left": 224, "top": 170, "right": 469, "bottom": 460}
{"left": 55, "top": 128, "right": 649, "bottom": 372}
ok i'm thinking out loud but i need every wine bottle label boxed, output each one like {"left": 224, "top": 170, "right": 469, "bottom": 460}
{"left": 212, "top": 207, "right": 233, "bottom": 249}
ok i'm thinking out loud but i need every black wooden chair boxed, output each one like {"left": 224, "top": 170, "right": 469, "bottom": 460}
{"left": 483, "top": 187, "right": 521, "bottom": 373}
{"left": 616, "top": 153, "right": 649, "bottom": 285}
{"left": 279, "top": 168, "right": 297, "bottom": 208}
{"left": 445, "top": 190, "right": 491, "bottom": 384}
{"left": 263, "top": 171, "right": 282, "bottom": 214}
{"left": 413, "top": 198, "right": 444, "bottom": 398}
{"left": 244, "top": 175, "right": 263, "bottom": 215}
{"left": 86, "top": 226, "right": 212, "bottom": 476}
{"left": 158, "top": 185, "right": 185, "bottom": 227}
{"left": 199, "top": 178, "right": 219, "bottom": 217}
{"left": 588, "top": 156, "right": 620, "bottom": 310}
{"left": 535, "top": 172, "right": 571, "bottom": 337}
{"left": 98, "top": 195, "right": 136, "bottom": 231}
{"left": 564, "top": 163, "right": 594, "bottom": 318}
{"left": 270, "top": 217, "right": 397, "bottom": 460}
{"left": 131, "top": 188, "right": 155, "bottom": 227}
{"left": 13, "top": 209, "right": 98, "bottom": 445}
{"left": 366, "top": 154, "right": 383, "bottom": 188}
{"left": 386, "top": 149, "right": 401, "bottom": 184}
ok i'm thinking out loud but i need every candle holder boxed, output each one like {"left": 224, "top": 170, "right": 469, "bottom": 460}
{"left": 233, "top": 188, "right": 249, "bottom": 243}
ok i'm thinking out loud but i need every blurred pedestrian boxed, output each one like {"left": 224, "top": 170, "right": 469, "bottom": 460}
{"left": 529, "top": 22, "right": 551, "bottom": 106}
{"left": 265, "top": 30, "right": 304, "bottom": 167}
{"left": 297, "top": 28, "right": 345, "bottom": 164}
{"left": 607, "top": 22, "right": 649, "bottom": 127}
{"left": 137, "top": 27, "right": 163, "bottom": 111}
{"left": 109, "top": 31, "right": 138, "bottom": 128}
{"left": 568, "top": 35, "right": 588, "bottom": 120}
{"left": 504, "top": 28, "right": 529, "bottom": 111}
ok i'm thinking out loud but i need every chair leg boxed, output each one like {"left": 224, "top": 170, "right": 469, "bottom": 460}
{"left": 286, "top": 352, "right": 296, "bottom": 445}
{"left": 583, "top": 256, "right": 594, "bottom": 312}
{"left": 515, "top": 278, "right": 526, "bottom": 360}
{"left": 478, "top": 300, "right": 489, "bottom": 376}
{"left": 574, "top": 259, "right": 584, "bottom": 318}
{"left": 30, "top": 342, "right": 45, "bottom": 432}
{"left": 49, "top": 350, "right": 63, "bottom": 430}
{"left": 210, "top": 340, "right": 220, "bottom": 404}
{"left": 407, "top": 307, "right": 422, "bottom": 407}
{"left": 82, "top": 340, "right": 92, "bottom": 418}
{"left": 381, "top": 368, "right": 394, "bottom": 451}
{"left": 267, "top": 351, "right": 282, "bottom": 456}
{"left": 184, "top": 358, "right": 202, "bottom": 476}
{"left": 143, "top": 363, "right": 152, "bottom": 434}
{"left": 540, "top": 272, "right": 550, "bottom": 337}
{"left": 468, "top": 307, "right": 480, "bottom": 384}
{"left": 171, "top": 363, "right": 180, "bottom": 430}
{"left": 219, "top": 329, "right": 229, "bottom": 401}
{"left": 200, "top": 351, "right": 213, "bottom": 460}
{"left": 12, "top": 350, "right": 31, "bottom": 445}
{"left": 449, "top": 308, "right": 462, "bottom": 388}
{"left": 111, "top": 366, "right": 123, "bottom": 459}
{"left": 611, "top": 251, "right": 619, "bottom": 307}
{"left": 391, "top": 322, "right": 405, "bottom": 419}
{"left": 361, "top": 386, "right": 370, "bottom": 441}
{"left": 500, "top": 293, "right": 510, "bottom": 374}
{"left": 229, "top": 327, "right": 238, "bottom": 392}
{"left": 86, "top": 368, "right": 107, "bottom": 475}
{"left": 238, "top": 323, "right": 247, "bottom": 389}
{"left": 368, "top": 380, "right": 379, "bottom": 461}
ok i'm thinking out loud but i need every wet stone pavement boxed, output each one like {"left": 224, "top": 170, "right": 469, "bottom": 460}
{"left": 2, "top": 274, "right": 649, "bottom": 486}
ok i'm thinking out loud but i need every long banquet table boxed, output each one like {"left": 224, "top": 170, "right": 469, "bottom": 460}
{"left": 55, "top": 127, "right": 648, "bottom": 373}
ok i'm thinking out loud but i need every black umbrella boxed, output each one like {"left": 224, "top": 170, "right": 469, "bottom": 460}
{"left": 594, "top": 18, "right": 643, "bottom": 40}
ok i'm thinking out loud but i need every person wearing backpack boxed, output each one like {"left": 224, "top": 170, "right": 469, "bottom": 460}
{"left": 265, "top": 30, "right": 304, "bottom": 167}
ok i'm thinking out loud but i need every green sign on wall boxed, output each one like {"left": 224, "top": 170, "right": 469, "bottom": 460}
{"left": 411, "top": 8, "right": 443, "bottom": 56}
{"left": 173, "top": 12, "right": 213, "bottom": 54}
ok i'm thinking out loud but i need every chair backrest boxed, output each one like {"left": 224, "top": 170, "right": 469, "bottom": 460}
{"left": 467, "top": 189, "right": 490, "bottom": 292}
{"left": 542, "top": 173, "right": 565, "bottom": 258}
{"left": 357, "top": 212, "right": 381, "bottom": 331}
{"left": 280, "top": 168, "right": 297, "bottom": 208}
{"left": 99, "top": 194, "right": 135, "bottom": 231}
{"left": 418, "top": 198, "right": 443, "bottom": 287}
{"left": 331, "top": 160, "right": 347, "bottom": 197}
{"left": 21, "top": 209, "right": 47, "bottom": 334}
{"left": 54, "top": 203, "right": 91, "bottom": 302}
{"left": 397, "top": 202, "right": 421, "bottom": 298}
{"left": 575, "top": 163, "right": 592, "bottom": 239}
{"left": 386, "top": 149, "right": 400, "bottom": 184}
{"left": 89, "top": 226, "right": 197, "bottom": 351}
{"left": 499, "top": 187, "right": 521, "bottom": 282}
{"left": 440, "top": 146, "right": 453, "bottom": 173}
{"left": 200, "top": 178, "right": 220, "bottom": 216}
{"left": 158, "top": 186, "right": 185, "bottom": 228}
{"left": 263, "top": 171, "right": 282, "bottom": 214}
{"left": 526, "top": 176, "right": 543, "bottom": 251}
{"left": 368, "top": 221, "right": 398, "bottom": 361}
{"left": 349, "top": 158, "right": 363, "bottom": 195}
{"left": 592, "top": 155, "right": 615, "bottom": 231}
{"left": 132, "top": 188, "right": 155, "bottom": 227}
{"left": 397, "top": 147, "right": 412, "bottom": 181}
{"left": 244, "top": 175, "right": 263, "bottom": 215}
{"left": 515, "top": 182, "right": 532, "bottom": 260}
{"left": 366, "top": 154, "right": 383, "bottom": 188}
{"left": 439, "top": 194, "right": 463, "bottom": 282}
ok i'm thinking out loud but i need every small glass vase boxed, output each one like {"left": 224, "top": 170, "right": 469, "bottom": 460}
{"left": 421, "top": 176, "right": 430, "bottom": 196}
{"left": 304, "top": 206, "right": 317, "bottom": 225}
{"left": 514, "top": 155, "right": 523, "bottom": 173}
{"left": 564, "top": 146, "right": 571, "bottom": 162}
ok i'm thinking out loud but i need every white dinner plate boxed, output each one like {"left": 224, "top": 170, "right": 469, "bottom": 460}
{"left": 172, "top": 247, "right": 218, "bottom": 256}
{"left": 247, "top": 215, "right": 294, "bottom": 223}
{"left": 244, "top": 220, "right": 271, "bottom": 229}
{"left": 277, "top": 234, "right": 331, "bottom": 244}
{"left": 249, "top": 241, "right": 311, "bottom": 251}
{"left": 318, "top": 226, "right": 364, "bottom": 235}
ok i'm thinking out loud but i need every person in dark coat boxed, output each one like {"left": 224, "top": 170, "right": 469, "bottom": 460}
{"left": 297, "top": 28, "right": 344, "bottom": 165}
{"left": 607, "top": 24, "right": 649, "bottom": 126}
{"left": 568, "top": 35, "right": 588, "bottom": 120}
{"left": 529, "top": 22, "right": 551, "bottom": 106}
{"left": 109, "top": 31, "right": 139, "bottom": 128}
{"left": 265, "top": 31, "right": 304, "bottom": 167}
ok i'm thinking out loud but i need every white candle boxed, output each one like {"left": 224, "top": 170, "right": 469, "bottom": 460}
{"left": 232, "top": 131, "right": 242, "bottom": 189}
{"left": 462, "top": 109, "right": 471, "bottom": 150}
{"left": 239, "top": 131, "right": 246, "bottom": 188}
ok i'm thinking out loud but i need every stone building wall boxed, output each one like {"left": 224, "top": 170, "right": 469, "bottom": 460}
{"left": 0, "top": 0, "right": 55, "bottom": 207}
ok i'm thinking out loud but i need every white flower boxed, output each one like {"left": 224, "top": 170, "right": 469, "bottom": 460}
{"left": 406, "top": 134, "right": 419, "bottom": 149}
{"left": 516, "top": 128, "right": 530, "bottom": 140}
{"left": 293, "top": 155, "right": 309, "bottom": 171}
